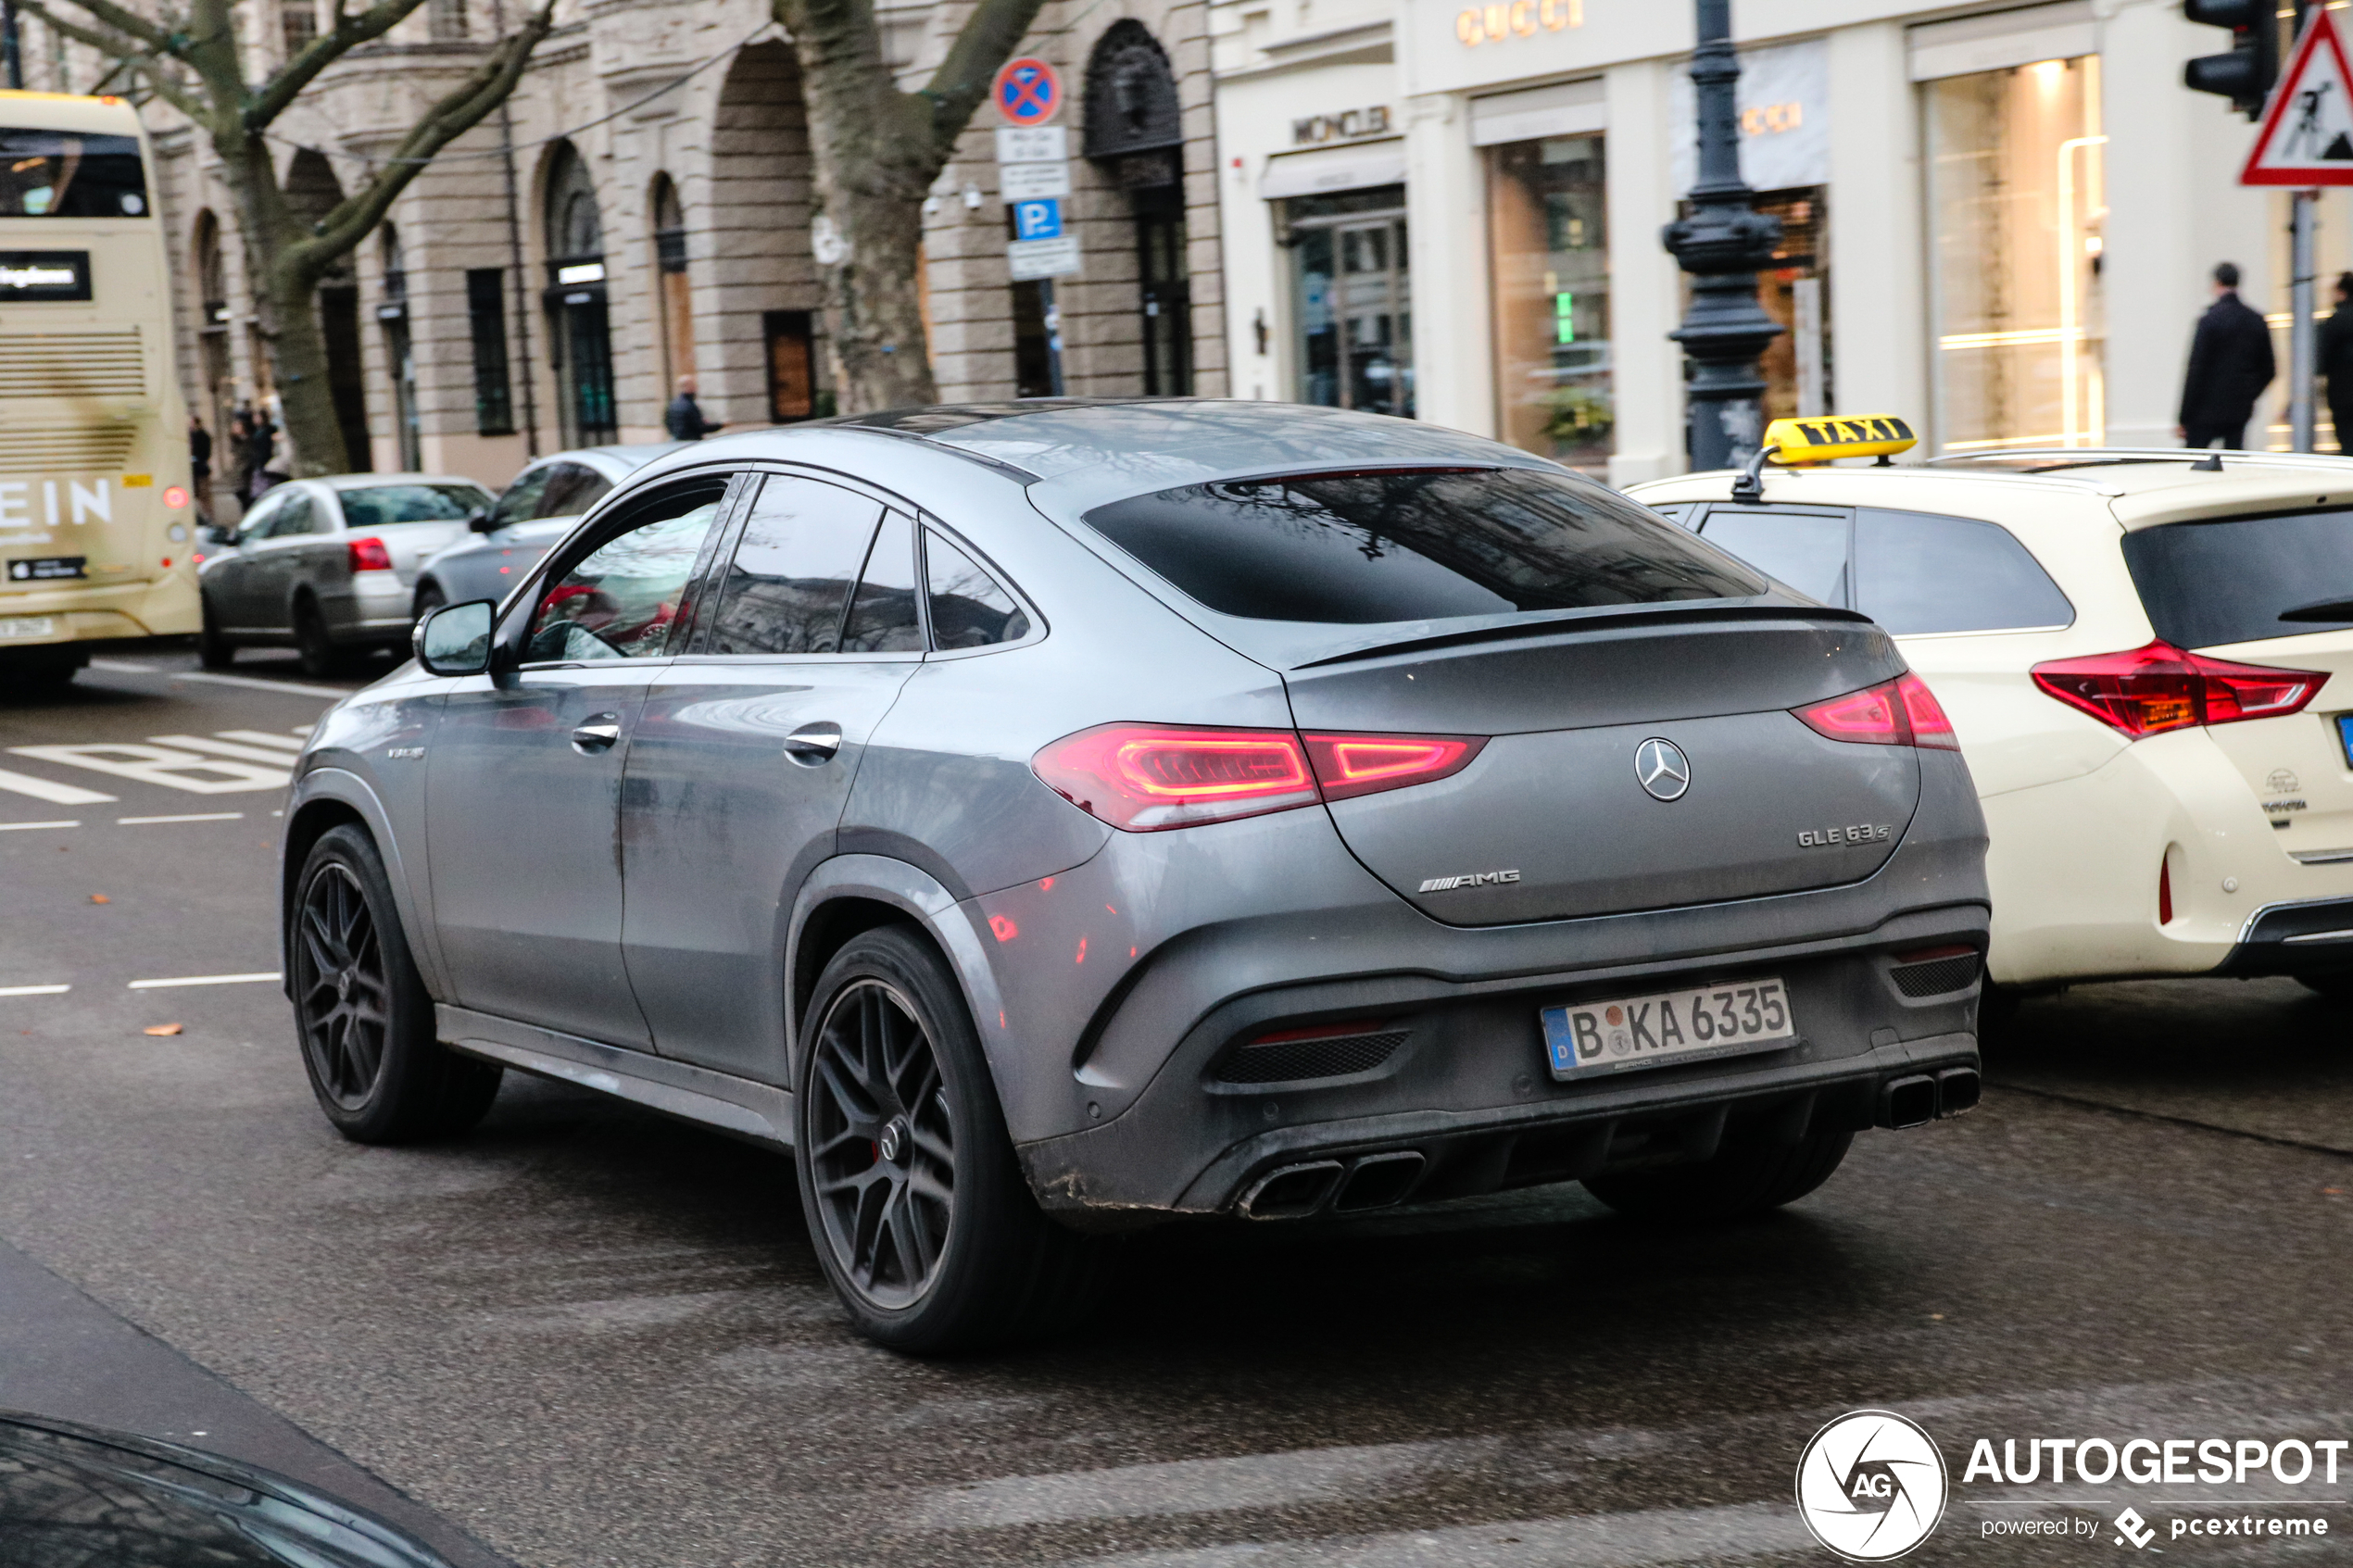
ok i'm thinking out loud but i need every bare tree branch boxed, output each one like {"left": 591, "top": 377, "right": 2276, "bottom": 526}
{"left": 14, "top": 0, "right": 205, "bottom": 119}
{"left": 246, "top": 0, "right": 434, "bottom": 131}
{"left": 287, "top": 3, "right": 555, "bottom": 272}
{"left": 922, "top": 0, "right": 1051, "bottom": 155}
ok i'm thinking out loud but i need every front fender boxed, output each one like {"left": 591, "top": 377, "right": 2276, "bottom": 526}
{"left": 283, "top": 766, "right": 448, "bottom": 1000}
{"left": 786, "top": 854, "right": 1013, "bottom": 1104}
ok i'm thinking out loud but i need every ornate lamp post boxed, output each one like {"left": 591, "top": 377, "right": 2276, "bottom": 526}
{"left": 1662, "top": 0, "right": 1781, "bottom": 470}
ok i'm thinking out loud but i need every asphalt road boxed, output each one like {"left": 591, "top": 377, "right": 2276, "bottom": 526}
{"left": 2, "top": 651, "right": 2350, "bottom": 1566}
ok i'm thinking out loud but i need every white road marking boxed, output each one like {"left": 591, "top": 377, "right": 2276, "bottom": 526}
{"left": 8, "top": 744, "right": 288, "bottom": 794}
{"left": 0, "top": 820, "right": 77, "bottom": 832}
{"left": 0, "top": 768, "right": 115, "bottom": 805}
{"left": 214, "top": 730, "right": 307, "bottom": 752}
{"left": 127, "top": 972, "right": 281, "bottom": 990}
{"left": 0, "top": 985, "right": 70, "bottom": 997}
{"left": 118, "top": 812, "right": 244, "bottom": 825}
{"left": 146, "top": 734, "right": 309, "bottom": 766}
{"left": 1043, "top": 1501, "right": 1812, "bottom": 1568}
{"left": 170, "top": 671, "right": 351, "bottom": 699}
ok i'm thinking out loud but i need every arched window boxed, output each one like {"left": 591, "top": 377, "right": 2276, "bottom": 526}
{"left": 1084, "top": 22, "right": 1191, "bottom": 395}
{"left": 650, "top": 173, "right": 695, "bottom": 395}
{"left": 543, "top": 144, "right": 616, "bottom": 445}
{"left": 381, "top": 224, "right": 420, "bottom": 469}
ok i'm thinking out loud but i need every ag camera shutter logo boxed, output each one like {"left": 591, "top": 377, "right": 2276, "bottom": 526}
{"left": 1795, "top": 1410, "right": 1948, "bottom": 1561}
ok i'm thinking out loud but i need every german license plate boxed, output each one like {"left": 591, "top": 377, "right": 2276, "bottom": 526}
{"left": 6, "top": 558, "right": 83, "bottom": 582}
{"left": 1541, "top": 979, "right": 1796, "bottom": 1080}
{"left": 0, "top": 616, "right": 57, "bottom": 640}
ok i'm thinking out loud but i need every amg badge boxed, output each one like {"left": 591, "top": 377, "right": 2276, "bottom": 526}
{"left": 1418, "top": 869, "right": 1522, "bottom": 893}
{"left": 1797, "top": 823, "right": 1890, "bottom": 847}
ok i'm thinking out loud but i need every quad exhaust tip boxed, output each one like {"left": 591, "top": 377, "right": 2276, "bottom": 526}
{"left": 1239, "top": 1150, "right": 1427, "bottom": 1220}
{"left": 1880, "top": 1068, "right": 1982, "bottom": 1130}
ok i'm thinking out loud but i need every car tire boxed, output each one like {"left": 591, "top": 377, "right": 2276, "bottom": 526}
{"left": 411, "top": 581, "right": 446, "bottom": 626}
{"left": 290, "top": 824, "right": 503, "bottom": 1144}
{"left": 795, "top": 925, "right": 1103, "bottom": 1353}
{"left": 2294, "top": 971, "right": 2353, "bottom": 1000}
{"left": 1582, "top": 1123, "right": 1855, "bottom": 1224}
{"left": 294, "top": 598, "right": 342, "bottom": 679}
{"left": 197, "top": 595, "right": 234, "bottom": 669}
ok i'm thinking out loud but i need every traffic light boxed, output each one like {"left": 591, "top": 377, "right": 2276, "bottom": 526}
{"left": 2183, "top": 0, "right": 2279, "bottom": 120}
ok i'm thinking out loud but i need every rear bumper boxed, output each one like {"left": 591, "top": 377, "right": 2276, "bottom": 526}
{"left": 0, "top": 573, "right": 200, "bottom": 647}
{"left": 2216, "top": 895, "right": 2353, "bottom": 976}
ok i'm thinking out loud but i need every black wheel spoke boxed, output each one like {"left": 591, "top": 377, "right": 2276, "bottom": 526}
{"left": 296, "top": 862, "right": 394, "bottom": 1113}
{"left": 805, "top": 978, "right": 957, "bottom": 1311}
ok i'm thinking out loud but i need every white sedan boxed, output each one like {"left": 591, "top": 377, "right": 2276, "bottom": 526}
{"left": 1630, "top": 445, "right": 2353, "bottom": 1005}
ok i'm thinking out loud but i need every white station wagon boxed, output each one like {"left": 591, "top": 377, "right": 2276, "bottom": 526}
{"left": 1632, "top": 445, "right": 2353, "bottom": 1011}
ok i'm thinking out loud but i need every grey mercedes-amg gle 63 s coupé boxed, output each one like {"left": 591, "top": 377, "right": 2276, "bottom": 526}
{"left": 281, "top": 400, "right": 1989, "bottom": 1350}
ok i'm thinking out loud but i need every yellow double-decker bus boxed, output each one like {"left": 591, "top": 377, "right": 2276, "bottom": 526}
{"left": 1, "top": 89, "right": 198, "bottom": 690}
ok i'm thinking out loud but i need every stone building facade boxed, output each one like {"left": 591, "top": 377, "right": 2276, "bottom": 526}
{"left": 19, "top": 0, "right": 1227, "bottom": 493}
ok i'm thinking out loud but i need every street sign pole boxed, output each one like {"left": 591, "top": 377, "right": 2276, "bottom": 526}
{"left": 2293, "top": 189, "right": 2317, "bottom": 452}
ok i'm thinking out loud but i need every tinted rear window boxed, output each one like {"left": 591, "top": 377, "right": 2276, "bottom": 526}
{"left": 1080, "top": 468, "right": 1764, "bottom": 624}
{"left": 337, "top": 484, "right": 489, "bottom": 529}
{"left": 2122, "top": 511, "right": 2353, "bottom": 647}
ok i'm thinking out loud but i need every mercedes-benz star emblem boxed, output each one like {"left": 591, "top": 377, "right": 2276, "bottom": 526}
{"left": 1635, "top": 738, "right": 1691, "bottom": 802}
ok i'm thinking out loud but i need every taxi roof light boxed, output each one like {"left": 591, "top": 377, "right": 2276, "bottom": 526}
{"left": 1729, "top": 415, "right": 1919, "bottom": 502}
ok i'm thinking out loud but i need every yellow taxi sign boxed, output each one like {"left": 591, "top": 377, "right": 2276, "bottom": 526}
{"left": 1765, "top": 415, "right": 1919, "bottom": 465}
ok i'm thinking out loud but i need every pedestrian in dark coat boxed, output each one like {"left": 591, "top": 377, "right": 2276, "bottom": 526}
{"left": 2178, "top": 261, "right": 2276, "bottom": 451}
{"left": 664, "top": 375, "right": 720, "bottom": 442}
{"left": 2322, "top": 273, "right": 2353, "bottom": 454}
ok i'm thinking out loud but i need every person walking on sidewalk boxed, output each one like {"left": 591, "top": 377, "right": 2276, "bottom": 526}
{"left": 2177, "top": 261, "right": 2275, "bottom": 452}
{"left": 2321, "top": 272, "right": 2353, "bottom": 453}
{"left": 188, "top": 412, "right": 214, "bottom": 523}
{"left": 665, "top": 374, "right": 722, "bottom": 442}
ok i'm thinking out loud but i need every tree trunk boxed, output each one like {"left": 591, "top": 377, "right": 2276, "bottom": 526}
{"left": 785, "top": 0, "right": 944, "bottom": 412}
{"left": 212, "top": 129, "right": 351, "bottom": 475}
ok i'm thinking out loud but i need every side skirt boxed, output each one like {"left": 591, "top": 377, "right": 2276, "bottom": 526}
{"left": 436, "top": 1004, "right": 796, "bottom": 1148}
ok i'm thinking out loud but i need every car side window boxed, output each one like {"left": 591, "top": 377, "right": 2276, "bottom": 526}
{"left": 1853, "top": 508, "right": 2075, "bottom": 635}
{"left": 523, "top": 487, "right": 728, "bottom": 663}
{"left": 270, "top": 492, "right": 319, "bottom": 538}
{"left": 491, "top": 466, "right": 556, "bottom": 526}
{"left": 233, "top": 493, "right": 284, "bottom": 543}
{"left": 1696, "top": 507, "right": 1851, "bottom": 608}
{"left": 540, "top": 464, "right": 612, "bottom": 519}
{"left": 704, "top": 476, "right": 884, "bottom": 656}
{"left": 840, "top": 513, "right": 924, "bottom": 653}
{"left": 925, "top": 530, "right": 1031, "bottom": 649}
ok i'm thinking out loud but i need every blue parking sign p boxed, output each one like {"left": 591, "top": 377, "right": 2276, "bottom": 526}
{"left": 1013, "top": 198, "right": 1063, "bottom": 241}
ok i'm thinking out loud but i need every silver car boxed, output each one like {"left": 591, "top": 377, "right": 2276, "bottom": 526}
{"left": 409, "top": 445, "right": 683, "bottom": 621}
{"left": 281, "top": 401, "right": 1991, "bottom": 1351}
{"left": 197, "top": 475, "right": 494, "bottom": 677}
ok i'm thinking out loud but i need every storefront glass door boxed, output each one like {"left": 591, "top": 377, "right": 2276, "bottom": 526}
{"left": 1489, "top": 133, "right": 1610, "bottom": 470}
{"left": 1289, "top": 187, "right": 1413, "bottom": 418}
{"left": 1927, "top": 55, "right": 2105, "bottom": 452}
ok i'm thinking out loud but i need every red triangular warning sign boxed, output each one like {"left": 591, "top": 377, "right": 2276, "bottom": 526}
{"left": 2246, "top": 8, "right": 2353, "bottom": 185}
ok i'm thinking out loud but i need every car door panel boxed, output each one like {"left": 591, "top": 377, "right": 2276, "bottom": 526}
{"left": 424, "top": 480, "right": 735, "bottom": 1048}
{"left": 621, "top": 474, "right": 918, "bottom": 1079}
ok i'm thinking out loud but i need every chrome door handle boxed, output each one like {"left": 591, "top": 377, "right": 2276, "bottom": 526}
{"left": 784, "top": 722, "right": 843, "bottom": 765}
{"left": 572, "top": 714, "right": 622, "bottom": 753}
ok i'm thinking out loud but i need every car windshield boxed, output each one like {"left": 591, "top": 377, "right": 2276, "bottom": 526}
{"left": 2122, "top": 509, "right": 2353, "bottom": 647}
{"left": 337, "top": 484, "right": 491, "bottom": 530}
{"left": 0, "top": 129, "right": 149, "bottom": 218}
{"left": 1080, "top": 467, "right": 1765, "bottom": 624}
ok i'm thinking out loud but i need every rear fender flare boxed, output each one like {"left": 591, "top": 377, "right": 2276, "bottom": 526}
{"left": 283, "top": 766, "right": 447, "bottom": 999}
{"left": 786, "top": 854, "right": 1013, "bottom": 1107}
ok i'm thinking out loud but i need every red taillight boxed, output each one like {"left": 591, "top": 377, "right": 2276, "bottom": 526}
{"left": 1896, "top": 673, "right": 1959, "bottom": 749}
{"left": 1034, "top": 724, "right": 1319, "bottom": 831}
{"left": 347, "top": 536, "right": 393, "bottom": 572}
{"left": 1303, "top": 732, "right": 1485, "bottom": 800}
{"left": 2158, "top": 856, "right": 2174, "bottom": 924}
{"left": 1795, "top": 674, "right": 1963, "bottom": 750}
{"left": 1034, "top": 724, "right": 1486, "bottom": 831}
{"left": 2030, "top": 640, "right": 2324, "bottom": 738}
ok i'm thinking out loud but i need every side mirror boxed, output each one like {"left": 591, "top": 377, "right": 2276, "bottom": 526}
{"left": 200, "top": 523, "right": 233, "bottom": 546}
{"left": 466, "top": 507, "right": 498, "bottom": 533}
{"left": 413, "top": 598, "right": 495, "bottom": 677}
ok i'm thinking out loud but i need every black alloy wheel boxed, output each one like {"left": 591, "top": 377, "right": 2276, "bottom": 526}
{"left": 295, "top": 860, "right": 390, "bottom": 1110}
{"left": 290, "top": 825, "right": 502, "bottom": 1142}
{"left": 795, "top": 926, "right": 1104, "bottom": 1351}
{"left": 805, "top": 979, "right": 958, "bottom": 1309}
